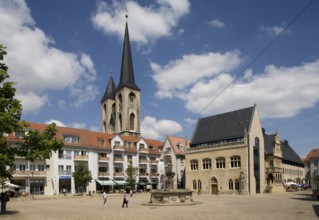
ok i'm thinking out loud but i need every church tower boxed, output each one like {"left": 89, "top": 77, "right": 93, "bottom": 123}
{"left": 101, "top": 17, "right": 141, "bottom": 137}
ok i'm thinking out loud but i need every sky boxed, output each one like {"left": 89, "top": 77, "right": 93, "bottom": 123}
{"left": 0, "top": 0, "right": 319, "bottom": 158}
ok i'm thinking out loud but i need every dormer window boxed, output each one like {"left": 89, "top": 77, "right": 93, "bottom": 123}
{"left": 98, "top": 139, "right": 105, "bottom": 147}
{"left": 126, "top": 142, "right": 132, "bottom": 148}
{"left": 140, "top": 144, "right": 145, "bottom": 149}
{"left": 114, "top": 141, "right": 120, "bottom": 147}
{"left": 63, "top": 135, "right": 80, "bottom": 143}
{"left": 149, "top": 145, "right": 154, "bottom": 150}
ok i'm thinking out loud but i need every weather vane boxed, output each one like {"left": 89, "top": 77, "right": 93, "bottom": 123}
{"left": 125, "top": 7, "right": 128, "bottom": 19}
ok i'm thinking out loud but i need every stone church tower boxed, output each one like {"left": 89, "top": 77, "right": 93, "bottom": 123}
{"left": 100, "top": 19, "right": 141, "bottom": 137}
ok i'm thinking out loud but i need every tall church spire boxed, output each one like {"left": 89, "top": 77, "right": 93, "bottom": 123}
{"left": 117, "top": 20, "right": 140, "bottom": 91}
{"left": 100, "top": 73, "right": 116, "bottom": 103}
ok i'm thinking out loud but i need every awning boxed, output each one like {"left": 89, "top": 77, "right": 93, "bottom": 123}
{"left": 59, "top": 176, "right": 71, "bottom": 180}
{"left": 112, "top": 180, "right": 128, "bottom": 185}
{"left": 96, "top": 180, "right": 116, "bottom": 186}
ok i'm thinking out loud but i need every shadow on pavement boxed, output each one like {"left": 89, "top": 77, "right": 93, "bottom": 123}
{"left": 313, "top": 205, "right": 319, "bottom": 218}
{"left": 1, "top": 210, "right": 20, "bottom": 215}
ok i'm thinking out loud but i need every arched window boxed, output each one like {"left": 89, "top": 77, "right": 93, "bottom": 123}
{"left": 119, "top": 114, "right": 122, "bottom": 131}
{"left": 229, "top": 179, "right": 233, "bottom": 190}
{"left": 202, "top": 158, "right": 211, "bottom": 170}
{"left": 235, "top": 179, "right": 239, "bottom": 190}
{"left": 129, "top": 92, "right": 136, "bottom": 110}
{"left": 190, "top": 160, "right": 198, "bottom": 171}
{"left": 130, "top": 113, "right": 135, "bottom": 130}
{"left": 103, "top": 104, "right": 107, "bottom": 117}
{"left": 118, "top": 94, "right": 122, "bottom": 111}
{"left": 193, "top": 180, "right": 197, "bottom": 190}
{"left": 198, "top": 180, "right": 202, "bottom": 190}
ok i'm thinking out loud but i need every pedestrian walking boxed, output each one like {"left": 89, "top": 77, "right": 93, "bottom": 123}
{"left": 122, "top": 195, "right": 128, "bottom": 208}
{"left": 130, "top": 189, "right": 133, "bottom": 197}
{"left": 102, "top": 191, "right": 107, "bottom": 206}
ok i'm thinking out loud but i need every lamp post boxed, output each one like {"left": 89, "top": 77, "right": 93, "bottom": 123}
{"left": 31, "top": 171, "right": 34, "bottom": 199}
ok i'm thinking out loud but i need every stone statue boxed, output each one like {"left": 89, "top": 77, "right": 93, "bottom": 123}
{"left": 165, "top": 163, "right": 175, "bottom": 191}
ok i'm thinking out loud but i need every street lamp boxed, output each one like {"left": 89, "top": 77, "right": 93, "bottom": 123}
{"left": 31, "top": 171, "right": 34, "bottom": 199}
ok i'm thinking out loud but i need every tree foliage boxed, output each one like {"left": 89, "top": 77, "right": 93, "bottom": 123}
{"left": 72, "top": 162, "right": 92, "bottom": 193}
{"left": 0, "top": 44, "right": 63, "bottom": 182}
{"left": 125, "top": 161, "right": 138, "bottom": 189}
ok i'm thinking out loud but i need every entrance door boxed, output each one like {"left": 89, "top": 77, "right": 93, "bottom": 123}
{"left": 211, "top": 184, "right": 217, "bottom": 195}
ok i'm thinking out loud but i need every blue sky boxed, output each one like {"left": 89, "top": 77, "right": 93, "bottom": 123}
{"left": 1, "top": 0, "right": 319, "bottom": 158}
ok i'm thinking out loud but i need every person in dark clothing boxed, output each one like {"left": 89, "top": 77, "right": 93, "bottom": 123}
{"left": 1, "top": 192, "right": 9, "bottom": 214}
{"left": 122, "top": 195, "right": 128, "bottom": 208}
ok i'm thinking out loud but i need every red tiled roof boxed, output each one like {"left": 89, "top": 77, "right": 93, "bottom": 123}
{"left": 167, "top": 135, "right": 189, "bottom": 156}
{"left": 10, "top": 122, "right": 162, "bottom": 154}
{"left": 304, "top": 148, "right": 319, "bottom": 162}
{"left": 145, "top": 139, "right": 164, "bottom": 155}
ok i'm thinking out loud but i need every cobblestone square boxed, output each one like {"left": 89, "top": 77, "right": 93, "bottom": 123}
{"left": 1, "top": 190, "right": 319, "bottom": 220}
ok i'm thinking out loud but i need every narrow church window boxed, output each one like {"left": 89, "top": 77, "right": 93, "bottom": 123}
{"left": 197, "top": 180, "right": 202, "bottom": 190}
{"left": 103, "top": 104, "right": 107, "bottom": 117}
{"left": 229, "top": 179, "right": 233, "bottom": 190}
{"left": 119, "top": 114, "right": 122, "bottom": 131}
{"left": 130, "top": 113, "right": 135, "bottom": 130}
{"left": 129, "top": 92, "right": 136, "bottom": 110}
{"left": 193, "top": 180, "right": 197, "bottom": 190}
{"left": 118, "top": 94, "right": 122, "bottom": 111}
{"left": 235, "top": 179, "right": 240, "bottom": 190}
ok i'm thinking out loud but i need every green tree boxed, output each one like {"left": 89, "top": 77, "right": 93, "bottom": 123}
{"left": 72, "top": 162, "right": 92, "bottom": 193}
{"left": 125, "top": 161, "right": 138, "bottom": 190}
{"left": 0, "top": 44, "right": 63, "bottom": 183}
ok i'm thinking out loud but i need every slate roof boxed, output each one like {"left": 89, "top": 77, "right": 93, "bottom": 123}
{"left": 100, "top": 75, "right": 116, "bottom": 102}
{"left": 117, "top": 21, "right": 140, "bottom": 92}
{"left": 191, "top": 106, "right": 254, "bottom": 146}
{"left": 264, "top": 132, "right": 303, "bottom": 165}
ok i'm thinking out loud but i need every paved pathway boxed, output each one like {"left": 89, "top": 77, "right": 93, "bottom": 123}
{"left": 1, "top": 190, "right": 318, "bottom": 220}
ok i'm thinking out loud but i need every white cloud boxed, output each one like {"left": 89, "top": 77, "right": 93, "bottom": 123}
{"left": 0, "top": 0, "right": 98, "bottom": 114}
{"left": 259, "top": 24, "right": 290, "bottom": 38}
{"left": 68, "top": 122, "right": 86, "bottom": 129}
{"left": 151, "top": 51, "right": 319, "bottom": 119}
{"left": 45, "top": 119, "right": 88, "bottom": 130}
{"left": 91, "top": 0, "right": 190, "bottom": 44}
{"left": 45, "top": 119, "right": 66, "bottom": 127}
{"left": 151, "top": 51, "right": 242, "bottom": 98}
{"left": 141, "top": 116, "right": 182, "bottom": 139}
{"left": 207, "top": 19, "right": 225, "bottom": 28}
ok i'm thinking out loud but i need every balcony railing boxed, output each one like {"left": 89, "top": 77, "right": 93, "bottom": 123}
{"left": 139, "top": 159, "right": 148, "bottom": 164}
{"left": 13, "top": 170, "right": 46, "bottom": 176}
{"left": 74, "top": 155, "right": 88, "bottom": 160}
{"left": 98, "top": 156, "right": 109, "bottom": 161}
{"left": 113, "top": 172, "right": 124, "bottom": 177}
{"left": 59, "top": 170, "right": 72, "bottom": 175}
{"left": 150, "top": 172, "right": 160, "bottom": 177}
{"left": 98, "top": 172, "right": 110, "bottom": 177}
{"left": 139, "top": 172, "right": 149, "bottom": 176}
{"left": 113, "top": 145, "right": 125, "bottom": 151}
{"left": 265, "top": 167, "right": 283, "bottom": 173}
{"left": 163, "top": 150, "right": 171, "bottom": 156}
{"left": 58, "top": 154, "right": 72, "bottom": 160}
{"left": 139, "top": 148, "right": 149, "bottom": 153}
{"left": 150, "top": 160, "right": 158, "bottom": 164}
{"left": 113, "top": 157, "right": 124, "bottom": 162}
